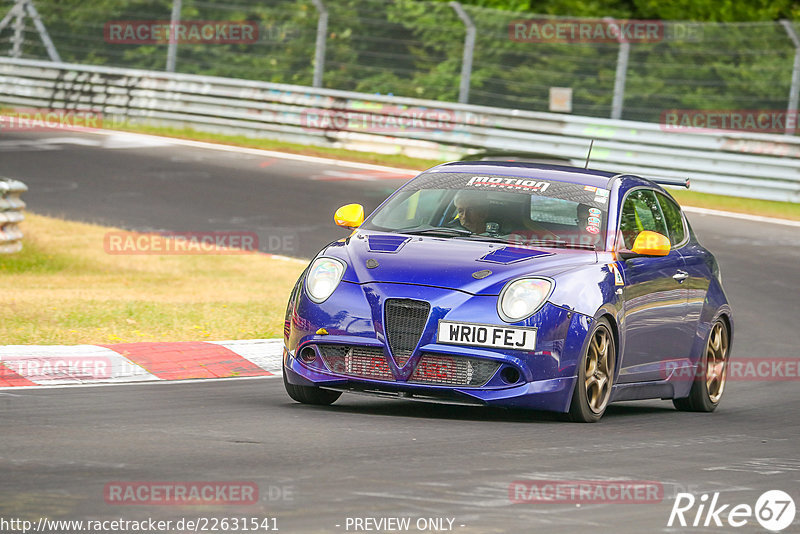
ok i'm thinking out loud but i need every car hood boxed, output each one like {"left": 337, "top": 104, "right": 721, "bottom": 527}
{"left": 324, "top": 231, "right": 598, "bottom": 295}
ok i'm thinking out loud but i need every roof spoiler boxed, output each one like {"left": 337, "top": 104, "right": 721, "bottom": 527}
{"left": 651, "top": 177, "right": 690, "bottom": 189}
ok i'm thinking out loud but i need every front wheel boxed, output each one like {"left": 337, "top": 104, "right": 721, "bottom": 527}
{"left": 283, "top": 366, "right": 341, "bottom": 406}
{"left": 569, "top": 317, "right": 615, "bottom": 423}
{"left": 673, "top": 319, "right": 729, "bottom": 413}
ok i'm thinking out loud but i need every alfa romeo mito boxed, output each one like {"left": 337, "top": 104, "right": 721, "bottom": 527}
{"left": 282, "top": 161, "right": 733, "bottom": 422}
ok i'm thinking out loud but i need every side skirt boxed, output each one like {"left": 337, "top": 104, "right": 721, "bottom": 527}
{"left": 610, "top": 380, "right": 676, "bottom": 402}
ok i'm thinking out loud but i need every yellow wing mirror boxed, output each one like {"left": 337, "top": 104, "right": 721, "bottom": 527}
{"left": 630, "top": 230, "right": 671, "bottom": 256}
{"left": 334, "top": 203, "right": 364, "bottom": 229}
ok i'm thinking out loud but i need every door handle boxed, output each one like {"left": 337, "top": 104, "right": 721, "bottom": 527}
{"left": 673, "top": 270, "right": 689, "bottom": 282}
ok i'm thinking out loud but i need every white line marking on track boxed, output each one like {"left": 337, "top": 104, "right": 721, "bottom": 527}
{"left": 682, "top": 206, "right": 800, "bottom": 227}
{"left": 0, "top": 374, "right": 278, "bottom": 391}
{"left": 84, "top": 127, "right": 422, "bottom": 174}
{"left": 311, "top": 169, "right": 415, "bottom": 181}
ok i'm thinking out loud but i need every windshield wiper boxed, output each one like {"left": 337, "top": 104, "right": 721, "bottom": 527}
{"left": 398, "top": 230, "right": 596, "bottom": 250}
{"left": 522, "top": 239, "right": 597, "bottom": 250}
{"left": 401, "top": 228, "right": 513, "bottom": 244}
{"left": 400, "top": 227, "right": 473, "bottom": 238}
{"left": 460, "top": 234, "right": 517, "bottom": 244}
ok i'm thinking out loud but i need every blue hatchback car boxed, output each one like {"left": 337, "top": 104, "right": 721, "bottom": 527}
{"left": 283, "top": 161, "right": 733, "bottom": 422}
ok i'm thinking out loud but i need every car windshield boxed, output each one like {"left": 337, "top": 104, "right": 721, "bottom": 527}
{"left": 363, "top": 171, "right": 610, "bottom": 250}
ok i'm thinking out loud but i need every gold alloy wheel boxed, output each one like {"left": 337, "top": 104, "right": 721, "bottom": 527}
{"left": 584, "top": 326, "right": 613, "bottom": 414}
{"left": 705, "top": 321, "right": 729, "bottom": 403}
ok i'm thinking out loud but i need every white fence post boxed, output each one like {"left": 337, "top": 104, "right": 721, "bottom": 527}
{"left": 780, "top": 20, "right": 800, "bottom": 136}
{"left": 311, "top": 0, "right": 328, "bottom": 88}
{"left": 10, "top": 0, "right": 25, "bottom": 58}
{"left": 605, "top": 17, "right": 629, "bottom": 121}
{"left": 166, "top": 0, "right": 182, "bottom": 72}
{"left": 450, "top": 2, "right": 475, "bottom": 104}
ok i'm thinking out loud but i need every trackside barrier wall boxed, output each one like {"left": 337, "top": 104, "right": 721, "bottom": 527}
{"left": 0, "top": 177, "right": 27, "bottom": 254}
{"left": 0, "top": 57, "right": 798, "bottom": 202}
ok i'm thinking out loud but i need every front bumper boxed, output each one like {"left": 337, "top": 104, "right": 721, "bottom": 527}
{"left": 283, "top": 281, "right": 593, "bottom": 413}
{"left": 284, "top": 348, "right": 578, "bottom": 412}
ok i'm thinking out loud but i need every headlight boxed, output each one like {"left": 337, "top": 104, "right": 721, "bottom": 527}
{"left": 305, "top": 257, "right": 346, "bottom": 303}
{"left": 498, "top": 278, "right": 553, "bottom": 322}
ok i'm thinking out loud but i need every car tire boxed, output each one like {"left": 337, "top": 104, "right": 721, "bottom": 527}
{"left": 673, "top": 319, "right": 729, "bottom": 413}
{"left": 568, "top": 317, "right": 615, "bottom": 423}
{"left": 283, "top": 366, "right": 342, "bottom": 406}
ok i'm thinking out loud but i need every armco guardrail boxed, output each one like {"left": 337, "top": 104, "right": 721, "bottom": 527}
{"left": 1, "top": 56, "right": 798, "bottom": 202}
{"left": 0, "top": 177, "right": 27, "bottom": 254}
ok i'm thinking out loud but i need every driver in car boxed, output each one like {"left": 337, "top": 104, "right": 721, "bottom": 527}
{"left": 451, "top": 190, "right": 490, "bottom": 233}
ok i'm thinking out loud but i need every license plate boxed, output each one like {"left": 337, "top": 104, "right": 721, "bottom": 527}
{"left": 437, "top": 321, "right": 536, "bottom": 351}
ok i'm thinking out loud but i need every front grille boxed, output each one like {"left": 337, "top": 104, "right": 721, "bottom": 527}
{"left": 385, "top": 299, "right": 430, "bottom": 366}
{"left": 318, "top": 345, "right": 393, "bottom": 381}
{"left": 410, "top": 354, "right": 500, "bottom": 387}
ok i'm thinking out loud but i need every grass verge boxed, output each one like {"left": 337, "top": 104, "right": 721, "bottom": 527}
{"left": 0, "top": 213, "right": 307, "bottom": 345}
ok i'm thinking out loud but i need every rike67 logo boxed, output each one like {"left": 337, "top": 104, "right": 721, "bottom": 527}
{"left": 668, "top": 490, "right": 796, "bottom": 531}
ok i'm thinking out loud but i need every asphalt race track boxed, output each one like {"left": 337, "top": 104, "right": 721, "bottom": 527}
{"left": 0, "top": 131, "right": 416, "bottom": 259}
{"left": 2, "top": 130, "right": 799, "bottom": 533}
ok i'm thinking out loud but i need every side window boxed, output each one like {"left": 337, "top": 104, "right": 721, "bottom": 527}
{"left": 618, "top": 189, "right": 668, "bottom": 249}
{"left": 371, "top": 189, "right": 446, "bottom": 229}
{"left": 655, "top": 192, "right": 686, "bottom": 246}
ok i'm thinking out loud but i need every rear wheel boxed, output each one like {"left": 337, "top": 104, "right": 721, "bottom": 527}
{"left": 569, "top": 317, "right": 615, "bottom": 423}
{"left": 673, "top": 319, "right": 729, "bottom": 412}
{"left": 283, "top": 366, "right": 341, "bottom": 406}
